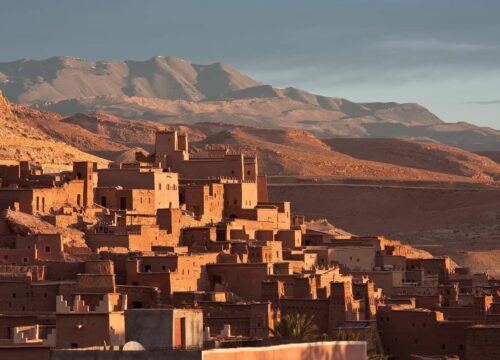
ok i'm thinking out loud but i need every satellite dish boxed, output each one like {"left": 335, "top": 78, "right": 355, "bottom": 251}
{"left": 123, "top": 341, "right": 146, "bottom": 351}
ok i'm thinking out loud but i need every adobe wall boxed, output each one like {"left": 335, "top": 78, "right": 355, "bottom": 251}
{"left": 125, "top": 309, "right": 174, "bottom": 349}
{"left": 0, "top": 248, "right": 34, "bottom": 266}
{"left": 280, "top": 299, "right": 330, "bottom": 333}
{"left": 175, "top": 156, "right": 245, "bottom": 181}
{"left": 125, "top": 308, "right": 203, "bottom": 350}
{"left": 206, "top": 263, "right": 272, "bottom": 300}
{"left": 32, "top": 181, "right": 86, "bottom": 214}
{"left": 377, "top": 306, "right": 469, "bottom": 359}
{"left": 56, "top": 313, "right": 115, "bottom": 349}
{"left": 0, "top": 164, "right": 21, "bottom": 187}
{"left": 256, "top": 175, "right": 268, "bottom": 202}
{"left": 200, "top": 302, "right": 271, "bottom": 338}
{"left": 329, "top": 246, "right": 376, "bottom": 271}
{"left": 77, "top": 274, "right": 116, "bottom": 293}
{"left": 95, "top": 188, "right": 157, "bottom": 214}
{"left": 202, "top": 341, "right": 367, "bottom": 360}
{"left": 183, "top": 184, "right": 224, "bottom": 223}
{"left": 97, "top": 170, "right": 179, "bottom": 209}
{"left": 350, "top": 270, "right": 403, "bottom": 295}
{"left": 43, "top": 261, "right": 85, "bottom": 281}
{"left": 466, "top": 325, "right": 500, "bottom": 360}
{"left": 276, "top": 229, "right": 301, "bottom": 248}
{"left": 0, "top": 189, "right": 34, "bottom": 213}
{"left": 0, "top": 346, "right": 50, "bottom": 360}
{"left": 224, "top": 182, "right": 258, "bottom": 218}
{"left": 117, "top": 285, "right": 159, "bottom": 309}
{"left": 50, "top": 342, "right": 366, "bottom": 360}
{"left": 0, "top": 314, "right": 53, "bottom": 339}
{"left": 0, "top": 279, "right": 62, "bottom": 312}
{"left": 51, "top": 349, "right": 201, "bottom": 360}
{"left": 157, "top": 208, "right": 183, "bottom": 239}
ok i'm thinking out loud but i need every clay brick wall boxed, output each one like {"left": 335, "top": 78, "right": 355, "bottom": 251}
{"left": 276, "top": 229, "right": 301, "bottom": 248}
{"left": 280, "top": 298, "right": 330, "bottom": 334}
{"left": 466, "top": 325, "right": 500, "bottom": 360}
{"left": 377, "top": 306, "right": 469, "bottom": 359}
{"left": 200, "top": 302, "right": 272, "bottom": 338}
{"left": 206, "top": 263, "right": 272, "bottom": 300}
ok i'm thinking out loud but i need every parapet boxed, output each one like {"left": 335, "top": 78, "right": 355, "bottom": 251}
{"left": 56, "top": 293, "right": 127, "bottom": 314}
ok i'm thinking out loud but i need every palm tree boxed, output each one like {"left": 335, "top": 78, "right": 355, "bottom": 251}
{"left": 333, "top": 329, "right": 360, "bottom": 341}
{"left": 367, "top": 355, "right": 390, "bottom": 360}
{"left": 273, "top": 314, "right": 319, "bottom": 342}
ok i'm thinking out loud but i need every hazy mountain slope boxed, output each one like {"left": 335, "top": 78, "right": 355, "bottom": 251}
{"left": 0, "top": 56, "right": 261, "bottom": 103}
{"left": 13, "top": 99, "right": 500, "bottom": 182}
{"left": 326, "top": 138, "right": 500, "bottom": 181}
{"left": 0, "top": 91, "right": 107, "bottom": 167}
{"left": 475, "top": 151, "right": 500, "bottom": 164}
{"left": 39, "top": 95, "right": 442, "bottom": 137}
{"left": 3, "top": 55, "right": 498, "bottom": 150}
{"left": 363, "top": 122, "right": 500, "bottom": 151}
{"left": 192, "top": 124, "right": 492, "bottom": 182}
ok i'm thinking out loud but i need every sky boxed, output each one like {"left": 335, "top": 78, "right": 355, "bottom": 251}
{"left": 1, "top": 0, "right": 499, "bottom": 127}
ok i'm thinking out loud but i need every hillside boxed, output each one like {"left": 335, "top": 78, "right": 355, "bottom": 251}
{"left": 326, "top": 138, "right": 500, "bottom": 181}
{"left": 193, "top": 125, "right": 495, "bottom": 182}
{"left": 11, "top": 103, "right": 500, "bottom": 183}
{"left": 4, "top": 55, "right": 500, "bottom": 150}
{"left": 268, "top": 181, "right": 500, "bottom": 275}
{"left": 0, "top": 91, "right": 107, "bottom": 168}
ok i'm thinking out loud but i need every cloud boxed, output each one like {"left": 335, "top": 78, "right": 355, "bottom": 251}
{"left": 377, "top": 39, "right": 497, "bottom": 52}
{"left": 466, "top": 100, "right": 500, "bottom": 105}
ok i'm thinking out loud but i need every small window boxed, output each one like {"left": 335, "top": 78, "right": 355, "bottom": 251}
{"left": 45, "top": 246, "right": 51, "bottom": 253}
{"left": 12, "top": 293, "right": 16, "bottom": 298}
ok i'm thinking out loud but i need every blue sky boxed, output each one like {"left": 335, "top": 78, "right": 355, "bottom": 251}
{"left": 1, "top": 0, "right": 499, "bottom": 127}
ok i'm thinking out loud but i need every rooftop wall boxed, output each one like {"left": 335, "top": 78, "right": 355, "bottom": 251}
{"left": 202, "top": 341, "right": 367, "bottom": 360}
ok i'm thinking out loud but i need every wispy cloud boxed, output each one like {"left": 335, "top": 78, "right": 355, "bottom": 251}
{"left": 378, "top": 39, "right": 497, "bottom": 52}
{"left": 466, "top": 100, "right": 500, "bottom": 105}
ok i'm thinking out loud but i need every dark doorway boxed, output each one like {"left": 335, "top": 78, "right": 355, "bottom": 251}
{"left": 120, "top": 196, "right": 127, "bottom": 210}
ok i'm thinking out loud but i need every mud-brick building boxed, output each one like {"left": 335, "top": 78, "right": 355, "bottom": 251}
{"left": 0, "top": 162, "right": 95, "bottom": 215}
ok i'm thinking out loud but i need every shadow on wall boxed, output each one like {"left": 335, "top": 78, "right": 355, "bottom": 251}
{"left": 299, "top": 342, "right": 330, "bottom": 360}
{"left": 300, "top": 342, "right": 367, "bottom": 360}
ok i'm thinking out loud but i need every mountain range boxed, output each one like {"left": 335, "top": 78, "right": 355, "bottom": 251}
{"left": 1, "top": 57, "right": 500, "bottom": 275}
{"left": 1, "top": 89, "right": 499, "bottom": 184}
{"left": 1, "top": 56, "right": 500, "bottom": 150}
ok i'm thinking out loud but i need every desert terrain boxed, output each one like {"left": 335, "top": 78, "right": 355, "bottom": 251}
{"left": 1, "top": 59, "right": 500, "bottom": 276}
{"left": 2, "top": 56, "right": 500, "bottom": 150}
